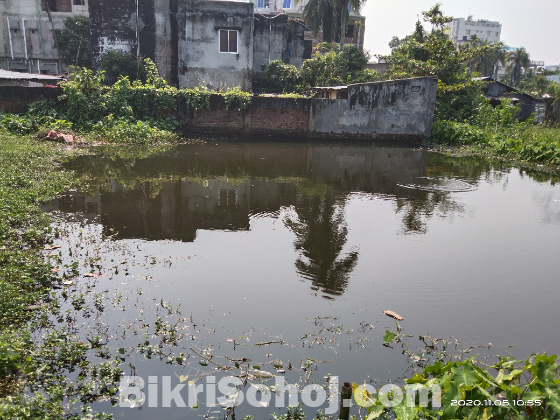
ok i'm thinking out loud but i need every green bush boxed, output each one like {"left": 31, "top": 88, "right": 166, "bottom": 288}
{"left": 97, "top": 49, "right": 145, "bottom": 85}
{"left": 89, "top": 115, "right": 178, "bottom": 144}
{"left": 264, "top": 60, "right": 301, "bottom": 93}
{"left": 221, "top": 86, "right": 252, "bottom": 110}
{"left": 431, "top": 120, "right": 487, "bottom": 145}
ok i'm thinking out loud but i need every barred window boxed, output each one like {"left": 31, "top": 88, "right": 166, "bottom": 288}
{"left": 219, "top": 30, "right": 238, "bottom": 54}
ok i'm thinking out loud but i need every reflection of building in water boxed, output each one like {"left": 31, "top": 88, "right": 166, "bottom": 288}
{"left": 46, "top": 145, "right": 429, "bottom": 242}
{"left": 44, "top": 144, "right": 430, "bottom": 297}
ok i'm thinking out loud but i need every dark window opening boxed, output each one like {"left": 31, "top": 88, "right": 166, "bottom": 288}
{"left": 345, "top": 24, "right": 355, "bottom": 38}
{"left": 303, "top": 40, "right": 312, "bottom": 60}
{"left": 219, "top": 29, "right": 238, "bottom": 53}
{"left": 43, "top": 0, "right": 57, "bottom": 11}
{"left": 219, "top": 189, "right": 237, "bottom": 207}
{"left": 42, "top": 0, "right": 72, "bottom": 12}
{"left": 73, "top": 0, "right": 85, "bottom": 4}
{"left": 40, "top": 70, "right": 49, "bottom": 74}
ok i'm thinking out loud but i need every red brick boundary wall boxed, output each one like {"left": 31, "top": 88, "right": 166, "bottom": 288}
{"left": 178, "top": 95, "right": 311, "bottom": 137}
{"left": 0, "top": 86, "right": 62, "bottom": 114}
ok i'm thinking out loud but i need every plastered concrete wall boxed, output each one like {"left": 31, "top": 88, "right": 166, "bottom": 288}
{"left": 178, "top": 0, "right": 254, "bottom": 90}
{"left": 252, "top": 13, "right": 305, "bottom": 74}
{"left": 89, "top": 0, "right": 137, "bottom": 62}
{"left": 312, "top": 77, "right": 437, "bottom": 139}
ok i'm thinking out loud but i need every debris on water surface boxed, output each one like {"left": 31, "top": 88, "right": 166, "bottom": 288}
{"left": 383, "top": 310, "right": 403, "bottom": 321}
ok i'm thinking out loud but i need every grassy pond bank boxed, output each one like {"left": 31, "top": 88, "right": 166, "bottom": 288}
{"left": 1, "top": 131, "right": 560, "bottom": 420}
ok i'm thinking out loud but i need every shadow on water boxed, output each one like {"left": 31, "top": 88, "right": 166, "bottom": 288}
{"left": 44, "top": 142, "right": 491, "bottom": 297}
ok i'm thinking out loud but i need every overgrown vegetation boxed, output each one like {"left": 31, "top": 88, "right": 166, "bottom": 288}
{"left": 0, "top": 131, "right": 121, "bottom": 418}
{"left": 55, "top": 16, "right": 92, "bottom": 68}
{"left": 381, "top": 3, "right": 560, "bottom": 167}
{"left": 97, "top": 50, "right": 146, "bottom": 85}
{"left": 261, "top": 43, "right": 379, "bottom": 93}
{"left": 0, "top": 58, "right": 253, "bottom": 144}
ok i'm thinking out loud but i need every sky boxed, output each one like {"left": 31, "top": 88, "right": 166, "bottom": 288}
{"left": 361, "top": 0, "right": 560, "bottom": 66}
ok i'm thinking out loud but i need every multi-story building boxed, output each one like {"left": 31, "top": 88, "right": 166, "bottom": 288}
{"left": 1, "top": 0, "right": 365, "bottom": 88}
{"left": 0, "top": 0, "right": 88, "bottom": 74}
{"left": 445, "top": 17, "right": 501, "bottom": 46}
{"left": 252, "top": 0, "right": 365, "bottom": 55}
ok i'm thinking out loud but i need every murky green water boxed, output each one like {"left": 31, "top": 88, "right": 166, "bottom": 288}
{"left": 44, "top": 142, "right": 560, "bottom": 419}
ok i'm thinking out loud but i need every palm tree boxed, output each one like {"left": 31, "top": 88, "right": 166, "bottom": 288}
{"left": 337, "top": 0, "right": 365, "bottom": 49}
{"left": 284, "top": 195, "right": 359, "bottom": 297}
{"left": 302, "top": 0, "right": 339, "bottom": 43}
{"left": 506, "top": 47, "right": 530, "bottom": 87}
{"left": 490, "top": 42, "right": 507, "bottom": 79}
{"left": 302, "top": 0, "right": 365, "bottom": 48}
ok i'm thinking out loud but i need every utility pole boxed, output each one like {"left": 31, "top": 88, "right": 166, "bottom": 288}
{"left": 43, "top": 0, "right": 63, "bottom": 73}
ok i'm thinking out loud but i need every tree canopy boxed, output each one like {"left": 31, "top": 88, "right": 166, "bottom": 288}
{"left": 55, "top": 16, "right": 91, "bottom": 68}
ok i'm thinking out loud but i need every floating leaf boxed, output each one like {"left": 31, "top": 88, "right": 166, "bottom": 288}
{"left": 383, "top": 310, "right": 403, "bottom": 321}
{"left": 405, "top": 373, "right": 427, "bottom": 384}
{"left": 383, "top": 330, "right": 396, "bottom": 344}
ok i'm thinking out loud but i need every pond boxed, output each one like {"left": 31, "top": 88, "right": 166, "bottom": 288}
{"left": 43, "top": 142, "right": 560, "bottom": 419}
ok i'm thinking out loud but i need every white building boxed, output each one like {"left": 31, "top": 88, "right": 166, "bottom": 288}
{"left": 0, "top": 0, "right": 88, "bottom": 74}
{"left": 445, "top": 17, "right": 501, "bottom": 46}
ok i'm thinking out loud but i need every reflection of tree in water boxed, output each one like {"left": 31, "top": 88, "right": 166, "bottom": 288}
{"left": 395, "top": 191, "right": 467, "bottom": 235}
{"left": 284, "top": 195, "right": 359, "bottom": 297}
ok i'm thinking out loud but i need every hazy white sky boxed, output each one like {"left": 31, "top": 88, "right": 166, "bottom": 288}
{"left": 361, "top": 0, "right": 560, "bottom": 66}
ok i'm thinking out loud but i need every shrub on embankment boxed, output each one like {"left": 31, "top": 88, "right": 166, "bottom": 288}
{"left": 430, "top": 98, "right": 560, "bottom": 167}
{"left": 0, "top": 60, "right": 253, "bottom": 145}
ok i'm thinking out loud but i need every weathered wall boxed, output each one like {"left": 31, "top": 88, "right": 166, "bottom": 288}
{"left": 0, "top": 77, "right": 437, "bottom": 140}
{"left": 252, "top": 13, "right": 305, "bottom": 74}
{"left": 178, "top": 0, "right": 254, "bottom": 90}
{"left": 0, "top": 0, "right": 88, "bottom": 74}
{"left": 89, "top": 0, "right": 137, "bottom": 62}
{"left": 248, "top": 96, "right": 309, "bottom": 134}
{"left": 177, "top": 95, "right": 309, "bottom": 136}
{"left": 312, "top": 77, "right": 438, "bottom": 139}
{"left": 0, "top": 86, "right": 61, "bottom": 113}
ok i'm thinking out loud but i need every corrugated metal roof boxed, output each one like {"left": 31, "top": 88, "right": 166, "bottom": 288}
{"left": 0, "top": 69, "right": 63, "bottom": 81}
{"left": 313, "top": 86, "right": 348, "bottom": 90}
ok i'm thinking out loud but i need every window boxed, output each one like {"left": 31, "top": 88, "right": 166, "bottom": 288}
{"left": 219, "top": 30, "right": 238, "bottom": 53}
{"left": 345, "top": 24, "right": 354, "bottom": 37}
{"left": 219, "top": 189, "right": 237, "bottom": 207}
{"left": 73, "top": 0, "right": 85, "bottom": 4}
{"left": 256, "top": 0, "right": 269, "bottom": 8}
{"left": 282, "top": 0, "right": 291, "bottom": 8}
{"left": 42, "top": 0, "right": 72, "bottom": 12}
{"left": 303, "top": 40, "right": 312, "bottom": 60}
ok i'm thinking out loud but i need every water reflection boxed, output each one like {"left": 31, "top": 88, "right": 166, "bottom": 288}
{"left": 45, "top": 143, "right": 478, "bottom": 296}
{"left": 284, "top": 196, "right": 358, "bottom": 296}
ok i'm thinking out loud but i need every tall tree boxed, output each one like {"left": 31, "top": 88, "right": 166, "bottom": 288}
{"left": 506, "top": 47, "right": 531, "bottom": 87}
{"left": 301, "top": 0, "right": 366, "bottom": 48}
{"left": 302, "top": 0, "right": 339, "bottom": 43}
{"left": 55, "top": 16, "right": 91, "bottom": 68}
{"left": 337, "top": 0, "right": 365, "bottom": 49}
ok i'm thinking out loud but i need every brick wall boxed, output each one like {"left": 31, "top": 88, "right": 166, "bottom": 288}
{"left": 177, "top": 95, "right": 311, "bottom": 136}
{"left": 0, "top": 86, "right": 62, "bottom": 114}
{"left": 179, "top": 95, "right": 246, "bottom": 135}
{"left": 249, "top": 97, "right": 310, "bottom": 134}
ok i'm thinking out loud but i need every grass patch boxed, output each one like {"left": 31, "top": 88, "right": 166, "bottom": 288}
{"left": 0, "top": 130, "right": 121, "bottom": 419}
